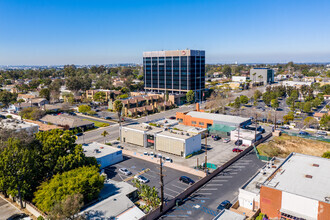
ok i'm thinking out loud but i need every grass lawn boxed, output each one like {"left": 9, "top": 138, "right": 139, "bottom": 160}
{"left": 82, "top": 119, "right": 109, "bottom": 127}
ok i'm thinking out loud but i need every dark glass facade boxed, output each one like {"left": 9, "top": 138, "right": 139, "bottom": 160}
{"left": 143, "top": 50, "right": 205, "bottom": 99}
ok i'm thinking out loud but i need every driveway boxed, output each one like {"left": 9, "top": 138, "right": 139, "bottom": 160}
{"left": 0, "top": 196, "right": 22, "bottom": 220}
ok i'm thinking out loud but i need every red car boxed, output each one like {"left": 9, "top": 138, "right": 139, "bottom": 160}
{"left": 232, "top": 148, "right": 243, "bottom": 153}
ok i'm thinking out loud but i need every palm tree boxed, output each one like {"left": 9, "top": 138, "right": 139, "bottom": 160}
{"left": 113, "top": 100, "right": 123, "bottom": 142}
{"left": 101, "top": 130, "right": 109, "bottom": 143}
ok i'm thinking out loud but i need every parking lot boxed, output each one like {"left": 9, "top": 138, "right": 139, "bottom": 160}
{"left": 114, "top": 136, "right": 251, "bottom": 169}
{"left": 103, "top": 156, "right": 200, "bottom": 201}
{"left": 162, "top": 150, "right": 266, "bottom": 219}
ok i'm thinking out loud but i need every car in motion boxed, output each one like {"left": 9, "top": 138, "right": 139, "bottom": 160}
{"left": 217, "top": 200, "right": 232, "bottom": 212}
{"left": 232, "top": 148, "right": 243, "bottom": 153}
{"left": 299, "top": 131, "right": 310, "bottom": 136}
{"left": 119, "top": 168, "right": 131, "bottom": 176}
{"left": 179, "top": 176, "right": 195, "bottom": 185}
{"left": 134, "top": 175, "right": 149, "bottom": 183}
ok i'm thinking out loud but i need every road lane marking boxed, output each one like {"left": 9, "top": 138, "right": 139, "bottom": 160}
{"left": 200, "top": 188, "right": 218, "bottom": 190}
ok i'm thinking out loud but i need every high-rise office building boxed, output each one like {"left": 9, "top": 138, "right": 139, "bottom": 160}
{"left": 143, "top": 49, "right": 205, "bottom": 101}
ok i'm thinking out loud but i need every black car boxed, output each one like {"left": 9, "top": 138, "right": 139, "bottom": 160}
{"left": 75, "top": 133, "right": 83, "bottom": 136}
{"left": 179, "top": 176, "right": 195, "bottom": 185}
{"left": 217, "top": 200, "right": 232, "bottom": 211}
{"left": 7, "top": 213, "right": 29, "bottom": 220}
{"left": 235, "top": 139, "right": 242, "bottom": 146}
{"left": 169, "top": 116, "right": 176, "bottom": 120}
{"left": 104, "top": 116, "right": 112, "bottom": 120}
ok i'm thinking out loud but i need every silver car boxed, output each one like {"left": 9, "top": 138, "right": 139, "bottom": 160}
{"left": 119, "top": 168, "right": 131, "bottom": 176}
{"left": 134, "top": 175, "right": 149, "bottom": 183}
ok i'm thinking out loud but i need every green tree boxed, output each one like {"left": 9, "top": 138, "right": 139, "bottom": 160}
{"left": 262, "top": 91, "right": 272, "bottom": 106}
{"left": 239, "top": 95, "right": 249, "bottom": 105}
{"left": 304, "top": 117, "right": 318, "bottom": 128}
{"left": 271, "top": 99, "right": 279, "bottom": 110}
{"left": 322, "top": 151, "right": 330, "bottom": 159}
{"left": 320, "top": 114, "right": 330, "bottom": 130}
{"left": 132, "top": 179, "right": 160, "bottom": 213}
{"left": 101, "top": 130, "right": 109, "bottom": 144}
{"left": 303, "top": 102, "right": 312, "bottom": 113}
{"left": 19, "top": 107, "right": 46, "bottom": 120}
{"left": 253, "top": 90, "right": 262, "bottom": 101}
{"left": 186, "top": 90, "right": 195, "bottom": 103}
{"left": 48, "top": 193, "right": 84, "bottom": 220}
{"left": 283, "top": 112, "right": 294, "bottom": 124}
{"left": 93, "top": 91, "right": 107, "bottom": 103}
{"left": 78, "top": 105, "right": 91, "bottom": 113}
{"left": 233, "top": 97, "right": 241, "bottom": 110}
{"left": 0, "top": 138, "right": 42, "bottom": 206}
{"left": 39, "top": 88, "right": 50, "bottom": 101}
{"left": 0, "top": 90, "right": 17, "bottom": 107}
{"left": 33, "top": 166, "right": 104, "bottom": 212}
{"left": 222, "top": 66, "right": 232, "bottom": 77}
{"left": 35, "top": 129, "right": 98, "bottom": 177}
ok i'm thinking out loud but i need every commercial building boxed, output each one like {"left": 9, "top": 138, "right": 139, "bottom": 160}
{"left": 143, "top": 49, "right": 205, "bottom": 102}
{"left": 121, "top": 123, "right": 201, "bottom": 157}
{"left": 232, "top": 76, "right": 249, "bottom": 82}
{"left": 260, "top": 153, "right": 330, "bottom": 220}
{"left": 249, "top": 68, "right": 274, "bottom": 85}
{"left": 83, "top": 142, "right": 123, "bottom": 169}
{"left": 230, "top": 128, "right": 263, "bottom": 146}
{"left": 40, "top": 114, "right": 94, "bottom": 130}
{"left": 176, "top": 108, "right": 251, "bottom": 137}
{"left": 0, "top": 118, "right": 39, "bottom": 134}
{"left": 85, "top": 89, "right": 121, "bottom": 101}
{"left": 81, "top": 179, "right": 144, "bottom": 219}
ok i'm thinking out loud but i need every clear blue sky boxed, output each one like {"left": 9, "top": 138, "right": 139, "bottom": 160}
{"left": 0, "top": 0, "right": 329, "bottom": 65}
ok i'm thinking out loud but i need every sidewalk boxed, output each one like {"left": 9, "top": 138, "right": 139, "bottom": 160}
{"left": 122, "top": 149, "right": 206, "bottom": 178}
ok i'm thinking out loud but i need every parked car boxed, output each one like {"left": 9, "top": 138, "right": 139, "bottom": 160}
{"left": 134, "top": 175, "right": 149, "bottom": 183}
{"left": 104, "top": 116, "right": 112, "bottom": 120}
{"left": 165, "top": 157, "right": 173, "bottom": 162}
{"left": 117, "top": 145, "right": 123, "bottom": 149}
{"left": 316, "top": 131, "right": 327, "bottom": 136}
{"left": 144, "top": 152, "right": 148, "bottom": 155}
{"left": 223, "top": 138, "right": 230, "bottom": 143}
{"left": 75, "top": 133, "right": 83, "bottom": 136}
{"left": 217, "top": 200, "right": 232, "bottom": 211}
{"left": 179, "top": 176, "right": 195, "bottom": 185}
{"left": 213, "top": 135, "right": 220, "bottom": 141}
{"left": 7, "top": 213, "right": 31, "bottom": 220}
{"left": 299, "top": 131, "right": 310, "bottom": 136}
{"left": 150, "top": 152, "right": 154, "bottom": 157}
{"left": 157, "top": 153, "right": 162, "bottom": 158}
{"left": 234, "top": 140, "right": 242, "bottom": 146}
{"left": 232, "top": 148, "right": 243, "bottom": 153}
{"left": 69, "top": 112, "right": 76, "bottom": 116}
{"left": 119, "top": 168, "right": 131, "bottom": 176}
{"left": 169, "top": 116, "right": 176, "bottom": 120}
{"left": 280, "top": 125, "right": 290, "bottom": 130}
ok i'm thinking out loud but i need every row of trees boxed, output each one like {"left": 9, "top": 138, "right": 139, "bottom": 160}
{"left": 0, "top": 129, "right": 101, "bottom": 216}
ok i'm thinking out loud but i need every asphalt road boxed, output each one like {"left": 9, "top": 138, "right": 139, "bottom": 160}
{"left": 0, "top": 196, "right": 22, "bottom": 220}
{"left": 160, "top": 150, "right": 265, "bottom": 220}
{"left": 103, "top": 156, "right": 200, "bottom": 201}
{"left": 76, "top": 105, "right": 196, "bottom": 144}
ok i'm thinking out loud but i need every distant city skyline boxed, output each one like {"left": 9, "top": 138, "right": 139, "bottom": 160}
{"left": 1, "top": 0, "right": 330, "bottom": 65}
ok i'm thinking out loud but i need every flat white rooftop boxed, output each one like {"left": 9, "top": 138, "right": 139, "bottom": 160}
{"left": 0, "top": 119, "right": 39, "bottom": 130}
{"left": 264, "top": 153, "right": 330, "bottom": 203}
{"left": 242, "top": 158, "right": 284, "bottom": 194}
{"left": 187, "top": 111, "right": 250, "bottom": 127}
{"left": 83, "top": 142, "right": 121, "bottom": 158}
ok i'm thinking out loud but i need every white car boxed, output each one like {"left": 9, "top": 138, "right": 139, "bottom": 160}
{"left": 223, "top": 138, "right": 230, "bottom": 143}
{"left": 134, "top": 175, "right": 149, "bottom": 183}
{"left": 119, "top": 168, "right": 131, "bottom": 176}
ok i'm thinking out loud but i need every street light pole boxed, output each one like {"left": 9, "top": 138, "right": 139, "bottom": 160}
{"left": 159, "top": 158, "right": 164, "bottom": 212}
{"left": 204, "top": 135, "right": 208, "bottom": 174}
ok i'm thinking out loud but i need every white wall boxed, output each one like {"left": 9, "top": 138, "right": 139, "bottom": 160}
{"left": 97, "top": 151, "right": 123, "bottom": 169}
{"left": 281, "top": 192, "right": 318, "bottom": 219}
{"left": 184, "top": 134, "right": 201, "bottom": 157}
{"left": 238, "top": 188, "right": 258, "bottom": 210}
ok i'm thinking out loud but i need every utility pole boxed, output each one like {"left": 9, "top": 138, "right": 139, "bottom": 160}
{"left": 204, "top": 134, "right": 208, "bottom": 174}
{"left": 255, "top": 112, "right": 258, "bottom": 142}
{"left": 159, "top": 158, "right": 164, "bottom": 212}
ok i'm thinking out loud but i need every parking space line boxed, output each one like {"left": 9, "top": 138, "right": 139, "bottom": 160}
{"left": 142, "top": 173, "right": 157, "bottom": 179}
{"left": 171, "top": 184, "right": 186, "bottom": 191}
{"left": 215, "top": 176, "right": 233, "bottom": 178}
{"left": 166, "top": 188, "right": 180, "bottom": 194}
{"left": 197, "top": 192, "right": 212, "bottom": 195}
{"left": 205, "top": 184, "right": 222, "bottom": 186}
{"left": 164, "top": 193, "right": 175, "bottom": 198}
{"left": 200, "top": 188, "right": 218, "bottom": 190}
{"left": 229, "top": 172, "right": 238, "bottom": 175}
{"left": 177, "top": 181, "right": 190, "bottom": 186}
